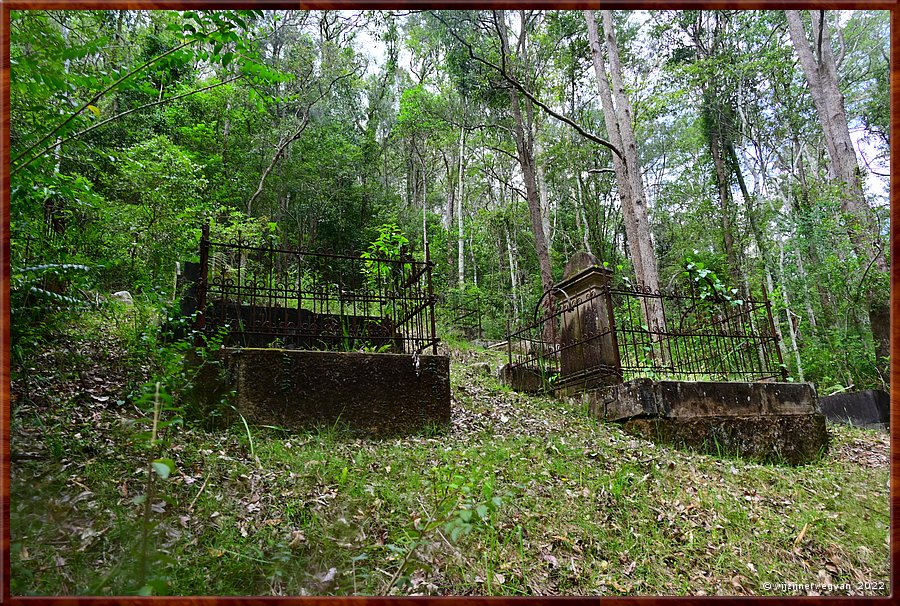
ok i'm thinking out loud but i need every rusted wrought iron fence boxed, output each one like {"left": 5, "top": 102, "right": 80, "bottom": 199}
{"left": 195, "top": 224, "right": 438, "bottom": 354}
{"left": 441, "top": 290, "right": 484, "bottom": 339}
{"left": 505, "top": 284, "right": 787, "bottom": 392}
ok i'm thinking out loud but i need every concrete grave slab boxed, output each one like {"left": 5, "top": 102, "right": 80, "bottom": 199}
{"left": 587, "top": 379, "right": 828, "bottom": 464}
{"left": 189, "top": 348, "right": 450, "bottom": 436}
{"left": 819, "top": 389, "right": 889, "bottom": 429}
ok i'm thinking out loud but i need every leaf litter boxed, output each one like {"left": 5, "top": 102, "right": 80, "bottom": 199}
{"left": 10, "top": 340, "right": 891, "bottom": 596}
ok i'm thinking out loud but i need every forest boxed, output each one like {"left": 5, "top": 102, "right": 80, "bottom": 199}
{"left": 8, "top": 9, "right": 891, "bottom": 596}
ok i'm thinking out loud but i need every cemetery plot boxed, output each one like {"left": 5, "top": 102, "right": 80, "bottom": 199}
{"left": 190, "top": 223, "right": 438, "bottom": 354}
{"left": 500, "top": 253, "right": 825, "bottom": 464}
{"left": 178, "top": 224, "right": 448, "bottom": 436}
{"left": 503, "top": 256, "right": 785, "bottom": 392}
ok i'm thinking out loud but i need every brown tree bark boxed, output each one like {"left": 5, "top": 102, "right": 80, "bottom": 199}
{"left": 601, "top": 11, "right": 663, "bottom": 296}
{"left": 708, "top": 121, "right": 742, "bottom": 290}
{"left": 585, "top": 11, "right": 643, "bottom": 284}
{"left": 497, "top": 11, "right": 554, "bottom": 302}
{"left": 457, "top": 126, "right": 466, "bottom": 287}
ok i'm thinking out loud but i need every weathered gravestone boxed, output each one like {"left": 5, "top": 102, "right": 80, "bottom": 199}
{"left": 499, "top": 364, "right": 546, "bottom": 393}
{"left": 819, "top": 390, "right": 889, "bottom": 429}
{"left": 554, "top": 252, "right": 621, "bottom": 392}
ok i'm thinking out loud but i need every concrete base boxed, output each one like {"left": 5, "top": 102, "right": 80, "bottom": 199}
{"left": 188, "top": 348, "right": 450, "bottom": 436}
{"left": 624, "top": 415, "right": 828, "bottom": 466}
{"left": 588, "top": 379, "right": 828, "bottom": 465}
{"left": 819, "top": 389, "right": 889, "bottom": 429}
{"left": 591, "top": 379, "right": 820, "bottom": 420}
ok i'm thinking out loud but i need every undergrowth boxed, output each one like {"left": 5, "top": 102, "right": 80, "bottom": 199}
{"left": 9, "top": 316, "right": 891, "bottom": 596}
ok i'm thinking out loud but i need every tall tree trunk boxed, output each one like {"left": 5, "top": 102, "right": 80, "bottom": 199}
{"left": 575, "top": 173, "right": 593, "bottom": 255}
{"left": 765, "top": 269, "right": 793, "bottom": 379}
{"left": 535, "top": 140, "right": 552, "bottom": 250}
{"left": 764, "top": 145, "right": 820, "bottom": 335}
{"left": 601, "top": 11, "right": 662, "bottom": 296}
{"left": 707, "top": 106, "right": 741, "bottom": 289}
{"left": 586, "top": 10, "right": 666, "bottom": 343}
{"left": 498, "top": 11, "right": 554, "bottom": 302}
{"left": 422, "top": 156, "right": 428, "bottom": 250}
{"left": 789, "top": 138, "right": 833, "bottom": 325}
{"left": 778, "top": 238, "right": 805, "bottom": 381}
{"left": 786, "top": 9, "right": 888, "bottom": 372}
{"left": 469, "top": 235, "right": 478, "bottom": 287}
{"left": 585, "top": 11, "right": 644, "bottom": 283}
{"left": 457, "top": 127, "right": 466, "bottom": 287}
{"left": 442, "top": 154, "right": 454, "bottom": 231}
{"left": 505, "top": 225, "right": 520, "bottom": 324}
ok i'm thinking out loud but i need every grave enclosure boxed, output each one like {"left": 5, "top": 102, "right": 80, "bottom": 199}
{"left": 501, "top": 253, "right": 828, "bottom": 464}
{"left": 183, "top": 224, "right": 450, "bottom": 436}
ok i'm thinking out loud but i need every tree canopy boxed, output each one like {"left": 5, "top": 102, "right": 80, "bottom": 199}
{"left": 9, "top": 8, "right": 890, "bottom": 391}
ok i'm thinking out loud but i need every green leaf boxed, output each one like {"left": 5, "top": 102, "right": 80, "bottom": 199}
{"left": 152, "top": 458, "right": 175, "bottom": 480}
{"left": 450, "top": 525, "right": 463, "bottom": 541}
{"left": 458, "top": 509, "right": 473, "bottom": 523}
{"left": 137, "top": 585, "right": 153, "bottom": 596}
{"left": 475, "top": 504, "right": 489, "bottom": 520}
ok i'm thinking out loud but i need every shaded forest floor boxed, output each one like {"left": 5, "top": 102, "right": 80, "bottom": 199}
{"left": 10, "top": 324, "right": 891, "bottom": 596}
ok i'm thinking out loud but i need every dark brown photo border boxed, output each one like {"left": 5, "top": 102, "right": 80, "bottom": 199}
{"left": 0, "top": 0, "right": 896, "bottom": 603}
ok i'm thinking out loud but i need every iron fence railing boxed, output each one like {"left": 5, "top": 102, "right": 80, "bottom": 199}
{"left": 505, "top": 284, "right": 787, "bottom": 391}
{"left": 441, "top": 290, "right": 484, "bottom": 339}
{"left": 194, "top": 224, "right": 438, "bottom": 354}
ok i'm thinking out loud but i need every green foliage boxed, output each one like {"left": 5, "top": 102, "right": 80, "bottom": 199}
{"left": 119, "top": 382, "right": 185, "bottom": 595}
{"left": 396, "top": 85, "right": 445, "bottom": 136}
{"left": 681, "top": 256, "right": 743, "bottom": 304}
{"left": 7, "top": 8, "right": 894, "bottom": 596}
{"left": 361, "top": 223, "right": 412, "bottom": 290}
{"left": 10, "top": 262, "right": 97, "bottom": 361}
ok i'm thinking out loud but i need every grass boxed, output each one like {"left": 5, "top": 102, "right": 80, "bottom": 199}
{"left": 9, "top": 319, "right": 891, "bottom": 596}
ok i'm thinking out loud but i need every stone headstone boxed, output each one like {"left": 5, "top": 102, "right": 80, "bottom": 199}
{"left": 471, "top": 362, "right": 492, "bottom": 376}
{"left": 554, "top": 253, "right": 620, "bottom": 390}
{"left": 562, "top": 251, "right": 601, "bottom": 280}
{"left": 819, "top": 390, "right": 889, "bottom": 428}
{"left": 111, "top": 291, "right": 133, "bottom": 306}
{"left": 499, "top": 362, "right": 545, "bottom": 393}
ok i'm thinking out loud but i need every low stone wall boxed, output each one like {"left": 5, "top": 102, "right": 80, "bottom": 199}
{"left": 591, "top": 379, "right": 820, "bottom": 421}
{"left": 819, "top": 389, "right": 889, "bottom": 429}
{"left": 189, "top": 348, "right": 450, "bottom": 436}
{"left": 587, "top": 379, "right": 828, "bottom": 465}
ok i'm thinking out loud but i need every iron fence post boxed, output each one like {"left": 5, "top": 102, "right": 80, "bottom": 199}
{"left": 761, "top": 284, "right": 788, "bottom": 381}
{"left": 426, "top": 242, "right": 438, "bottom": 355}
{"left": 506, "top": 317, "right": 512, "bottom": 367}
{"left": 195, "top": 222, "right": 210, "bottom": 346}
